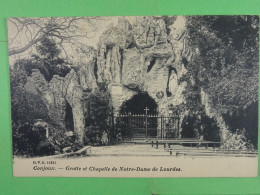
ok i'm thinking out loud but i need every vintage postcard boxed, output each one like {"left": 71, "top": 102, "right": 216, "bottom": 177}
{"left": 8, "top": 16, "right": 258, "bottom": 177}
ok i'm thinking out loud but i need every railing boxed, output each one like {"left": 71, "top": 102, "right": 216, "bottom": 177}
{"left": 114, "top": 114, "right": 180, "bottom": 139}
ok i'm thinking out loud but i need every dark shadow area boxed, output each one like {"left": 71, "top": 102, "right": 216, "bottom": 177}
{"left": 120, "top": 92, "right": 157, "bottom": 115}
{"left": 223, "top": 101, "right": 258, "bottom": 148}
{"left": 147, "top": 58, "right": 156, "bottom": 73}
{"left": 181, "top": 111, "right": 220, "bottom": 142}
{"left": 118, "top": 92, "right": 158, "bottom": 138}
{"left": 65, "top": 101, "right": 74, "bottom": 131}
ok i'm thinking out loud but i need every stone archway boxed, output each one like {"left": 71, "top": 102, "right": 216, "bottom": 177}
{"left": 119, "top": 92, "right": 158, "bottom": 115}
{"left": 118, "top": 92, "right": 158, "bottom": 138}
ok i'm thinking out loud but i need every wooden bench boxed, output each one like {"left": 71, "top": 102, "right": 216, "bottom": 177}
{"left": 151, "top": 139, "right": 221, "bottom": 149}
{"left": 166, "top": 148, "right": 258, "bottom": 157}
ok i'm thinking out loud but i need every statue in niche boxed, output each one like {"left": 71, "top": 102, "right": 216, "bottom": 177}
{"left": 112, "top": 46, "right": 121, "bottom": 83}
{"left": 104, "top": 50, "right": 112, "bottom": 84}
{"left": 97, "top": 43, "right": 106, "bottom": 83}
{"left": 167, "top": 67, "right": 178, "bottom": 97}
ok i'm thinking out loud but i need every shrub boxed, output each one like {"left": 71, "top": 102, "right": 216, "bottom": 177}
{"left": 221, "top": 129, "right": 255, "bottom": 150}
{"left": 13, "top": 122, "right": 55, "bottom": 157}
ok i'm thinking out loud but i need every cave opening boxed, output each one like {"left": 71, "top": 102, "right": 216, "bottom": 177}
{"left": 65, "top": 101, "right": 74, "bottom": 131}
{"left": 118, "top": 92, "right": 158, "bottom": 138}
{"left": 120, "top": 92, "right": 158, "bottom": 115}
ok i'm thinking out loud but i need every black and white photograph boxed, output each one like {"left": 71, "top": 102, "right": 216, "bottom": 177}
{"left": 8, "top": 15, "right": 258, "bottom": 177}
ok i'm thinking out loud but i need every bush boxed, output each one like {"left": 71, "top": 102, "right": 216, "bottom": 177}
{"left": 84, "top": 89, "right": 110, "bottom": 128}
{"left": 13, "top": 121, "right": 84, "bottom": 157}
{"left": 221, "top": 129, "right": 255, "bottom": 150}
{"left": 13, "top": 122, "right": 55, "bottom": 157}
{"left": 84, "top": 125, "right": 103, "bottom": 146}
{"left": 83, "top": 88, "right": 115, "bottom": 145}
{"left": 71, "top": 140, "right": 83, "bottom": 152}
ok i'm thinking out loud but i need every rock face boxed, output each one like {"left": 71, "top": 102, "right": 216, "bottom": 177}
{"left": 95, "top": 16, "right": 192, "bottom": 117}
{"left": 24, "top": 16, "right": 194, "bottom": 143}
{"left": 25, "top": 16, "right": 226, "bottom": 143}
{"left": 25, "top": 69, "right": 85, "bottom": 142}
{"left": 200, "top": 88, "right": 229, "bottom": 143}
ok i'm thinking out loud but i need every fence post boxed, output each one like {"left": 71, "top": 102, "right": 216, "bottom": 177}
{"left": 156, "top": 141, "right": 158, "bottom": 149}
{"left": 177, "top": 116, "right": 180, "bottom": 138}
{"left": 145, "top": 115, "right": 148, "bottom": 138}
{"left": 127, "top": 113, "right": 132, "bottom": 136}
{"left": 161, "top": 115, "right": 163, "bottom": 139}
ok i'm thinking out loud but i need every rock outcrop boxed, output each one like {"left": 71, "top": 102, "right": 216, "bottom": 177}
{"left": 24, "top": 16, "right": 194, "bottom": 143}
{"left": 25, "top": 16, "right": 230, "bottom": 143}
{"left": 25, "top": 69, "right": 85, "bottom": 142}
{"left": 93, "top": 16, "right": 192, "bottom": 117}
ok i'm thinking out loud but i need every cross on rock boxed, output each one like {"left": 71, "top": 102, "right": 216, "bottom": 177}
{"left": 144, "top": 107, "right": 149, "bottom": 116}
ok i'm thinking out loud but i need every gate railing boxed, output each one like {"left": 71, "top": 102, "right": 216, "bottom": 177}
{"left": 114, "top": 114, "right": 180, "bottom": 139}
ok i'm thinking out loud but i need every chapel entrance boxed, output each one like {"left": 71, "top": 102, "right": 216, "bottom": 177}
{"left": 117, "top": 93, "right": 158, "bottom": 138}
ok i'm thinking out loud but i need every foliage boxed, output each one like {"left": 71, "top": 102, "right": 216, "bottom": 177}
{"left": 31, "top": 37, "right": 70, "bottom": 81}
{"left": 83, "top": 88, "right": 114, "bottom": 145}
{"left": 222, "top": 101, "right": 258, "bottom": 148}
{"left": 12, "top": 123, "right": 55, "bottom": 157}
{"left": 83, "top": 89, "right": 110, "bottom": 128}
{"left": 10, "top": 36, "right": 82, "bottom": 156}
{"left": 84, "top": 125, "right": 103, "bottom": 146}
{"left": 221, "top": 129, "right": 255, "bottom": 150}
{"left": 71, "top": 140, "right": 83, "bottom": 152}
{"left": 181, "top": 110, "right": 220, "bottom": 141}
{"left": 10, "top": 60, "right": 51, "bottom": 125}
{"left": 185, "top": 15, "right": 259, "bottom": 114}
{"left": 180, "top": 16, "right": 258, "bottom": 147}
{"left": 11, "top": 36, "right": 69, "bottom": 82}
{"left": 13, "top": 120, "right": 82, "bottom": 157}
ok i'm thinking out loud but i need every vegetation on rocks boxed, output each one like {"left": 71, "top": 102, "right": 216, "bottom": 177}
{"left": 182, "top": 16, "right": 258, "bottom": 148}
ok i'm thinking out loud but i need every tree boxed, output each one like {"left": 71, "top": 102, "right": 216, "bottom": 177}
{"left": 185, "top": 15, "right": 259, "bottom": 114}
{"left": 83, "top": 89, "right": 111, "bottom": 145}
{"left": 31, "top": 37, "right": 69, "bottom": 81}
{"left": 8, "top": 17, "right": 105, "bottom": 57}
{"left": 183, "top": 16, "right": 259, "bottom": 147}
{"left": 83, "top": 89, "right": 110, "bottom": 127}
{"left": 10, "top": 59, "right": 51, "bottom": 125}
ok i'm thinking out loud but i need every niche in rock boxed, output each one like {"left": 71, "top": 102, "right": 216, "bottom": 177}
{"left": 147, "top": 58, "right": 156, "bottom": 73}
{"left": 65, "top": 101, "right": 74, "bottom": 131}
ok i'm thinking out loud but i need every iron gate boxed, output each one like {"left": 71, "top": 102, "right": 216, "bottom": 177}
{"left": 115, "top": 114, "right": 180, "bottom": 139}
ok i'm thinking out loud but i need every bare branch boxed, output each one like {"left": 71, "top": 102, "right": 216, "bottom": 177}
{"left": 9, "top": 36, "right": 43, "bottom": 56}
{"left": 8, "top": 17, "right": 110, "bottom": 56}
